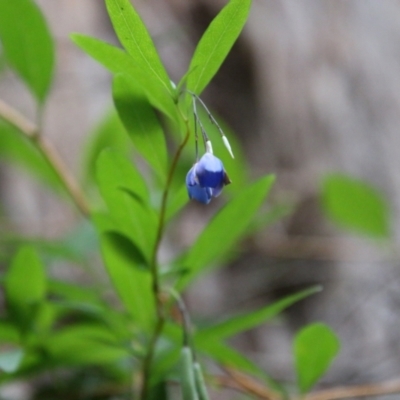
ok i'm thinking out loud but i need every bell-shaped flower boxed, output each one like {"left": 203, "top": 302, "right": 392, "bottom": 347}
{"left": 186, "top": 152, "right": 231, "bottom": 204}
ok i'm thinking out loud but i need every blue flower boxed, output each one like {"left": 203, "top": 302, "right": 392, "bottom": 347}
{"left": 186, "top": 153, "right": 231, "bottom": 204}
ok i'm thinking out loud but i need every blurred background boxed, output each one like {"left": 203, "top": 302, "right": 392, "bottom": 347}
{"left": 2, "top": 0, "right": 400, "bottom": 398}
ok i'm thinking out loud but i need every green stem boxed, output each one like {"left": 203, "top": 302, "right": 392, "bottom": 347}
{"left": 140, "top": 121, "right": 190, "bottom": 400}
{"left": 169, "top": 288, "right": 192, "bottom": 348}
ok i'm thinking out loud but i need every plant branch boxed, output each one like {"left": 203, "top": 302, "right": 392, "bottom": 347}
{"left": 216, "top": 370, "right": 400, "bottom": 400}
{"left": 140, "top": 121, "right": 190, "bottom": 400}
{"left": 305, "top": 378, "right": 400, "bottom": 400}
{"left": 221, "top": 369, "right": 282, "bottom": 400}
{"left": 0, "top": 99, "right": 90, "bottom": 217}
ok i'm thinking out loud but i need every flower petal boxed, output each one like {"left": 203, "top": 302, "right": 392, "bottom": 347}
{"left": 196, "top": 153, "right": 225, "bottom": 188}
{"left": 186, "top": 166, "right": 197, "bottom": 186}
{"left": 211, "top": 183, "right": 223, "bottom": 197}
{"left": 187, "top": 184, "right": 212, "bottom": 204}
{"left": 186, "top": 166, "right": 212, "bottom": 204}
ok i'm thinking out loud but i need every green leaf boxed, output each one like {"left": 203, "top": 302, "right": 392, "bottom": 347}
{"left": 105, "top": 0, "right": 173, "bottom": 96}
{"left": 96, "top": 148, "right": 148, "bottom": 202}
{"left": 71, "top": 34, "right": 177, "bottom": 120}
{"left": 113, "top": 74, "right": 168, "bottom": 180}
{"left": 81, "top": 108, "right": 132, "bottom": 188}
{"left": 100, "top": 232, "right": 156, "bottom": 331}
{"left": 5, "top": 246, "right": 46, "bottom": 327}
{"left": 0, "top": 49, "right": 7, "bottom": 75}
{"left": 71, "top": 34, "right": 137, "bottom": 75}
{"left": 102, "top": 231, "right": 147, "bottom": 269}
{"left": 186, "top": 0, "right": 252, "bottom": 95}
{"left": 0, "top": 320, "right": 20, "bottom": 343}
{"left": 147, "top": 382, "right": 168, "bottom": 400}
{"left": 165, "top": 185, "right": 189, "bottom": 222}
{"left": 96, "top": 149, "right": 157, "bottom": 260}
{"left": 48, "top": 280, "right": 100, "bottom": 304}
{"left": 45, "top": 324, "right": 129, "bottom": 366}
{"left": 321, "top": 174, "right": 390, "bottom": 237}
{"left": 0, "top": 0, "right": 54, "bottom": 102}
{"left": 0, "top": 120, "right": 64, "bottom": 192}
{"left": 200, "top": 286, "right": 322, "bottom": 340}
{"left": 177, "top": 175, "right": 275, "bottom": 290}
{"left": 294, "top": 323, "right": 340, "bottom": 394}
{"left": 0, "top": 348, "right": 24, "bottom": 373}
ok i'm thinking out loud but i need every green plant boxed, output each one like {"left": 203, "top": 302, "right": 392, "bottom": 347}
{"left": 1, "top": 1, "right": 393, "bottom": 400}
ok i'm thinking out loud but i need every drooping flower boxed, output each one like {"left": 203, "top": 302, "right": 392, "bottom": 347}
{"left": 186, "top": 151, "right": 231, "bottom": 204}
{"left": 185, "top": 91, "right": 234, "bottom": 204}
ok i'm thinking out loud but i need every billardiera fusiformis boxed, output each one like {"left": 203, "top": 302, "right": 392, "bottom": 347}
{"left": 185, "top": 93, "right": 233, "bottom": 204}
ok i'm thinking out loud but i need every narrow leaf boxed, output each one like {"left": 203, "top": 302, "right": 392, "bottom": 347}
{"left": 165, "top": 185, "right": 189, "bottom": 222}
{"left": 0, "top": 320, "right": 19, "bottom": 343}
{"left": 96, "top": 149, "right": 157, "bottom": 260}
{"left": 103, "top": 231, "right": 148, "bottom": 269}
{"left": 200, "top": 286, "right": 322, "bottom": 340}
{"left": 81, "top": 108, "right": 132, "bottom": 187}
{"left": 96, "top": 148, "right": 148, "bottom": 202}
{"left": 113, "top": 74, "right": 168, "bottom": 180}
{"left": 71, "top": 34, "right": 137, "bottom": 75}
{"left": 106, "top": 0, "right": 175, "bottom": 116}
{"left": 45, "top": 325, "right": 129, "bottom": 366}
{"left": 177, "top": 175, "right": 275, "bottom": 290}
{"left": 294, "top": 323, "right": 340, "bottom": 394}
{"left": 321, "top": 174, "right": 390, "bottom": 237}
{"left": 5, "top": 246, "right": 46, "bottom": 327}
{"left": 105, "top": 0, "right": 172, "bottom": 95}
{"left": 71, "top": 34, "right": 177, "bottom": 120}
{"left": 186, "top": 0, "right": 252, "bottom": 95}
{"left": 0, "top": 0, "right": 54, "bottom": 102}
{"left": 100, "top": 232, "right": 156, "bottom": 331}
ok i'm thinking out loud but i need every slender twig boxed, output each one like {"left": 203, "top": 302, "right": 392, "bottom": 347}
{"left": 0, "top": 99, "right": 90, "bottom": 217}
{"left": 192, "top": 98, "right": 199, "bottom": 161}
{"left": 139, "top": 121, "right": 191, "bottom": 400}
{"left": 187, "top": 90, "right": 225, "bottom": 138}
{"left": 217, "top": 369, "right": 282, "bottom": 400}
{"left": 218, "top": 371, "right": 400, "bottom": 400}
{"left": 192, "top": 97, "right": 209, "bottom": 149}
{"left": 304, "top": 378, "right": 400, "bottom": 400}
{"left": 0, "top": 99, "right": 37, "bottom": 136}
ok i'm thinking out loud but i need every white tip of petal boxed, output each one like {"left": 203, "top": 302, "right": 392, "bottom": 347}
{"left": 222, "top": 136, "right": 234, "bottom": 158}
{"left": 170, "top": 80, "right": 176, "bottom": 89}
{"left": 206, "top": 140, "right": 213, "bottom": 154}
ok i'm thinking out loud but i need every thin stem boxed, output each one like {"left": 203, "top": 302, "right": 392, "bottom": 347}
{"left": 192, "top": 97, "right": 209, "bottom": 149}
{"left": 140, "top": 121, "right": 191, "bottom": 400}
{"left": 192, "top": 99, "right": 199, "bottom": 161}
{"left": 304, "top": 378, "right": 400, "bottom": 400}
{"left": 169, "top": 289, "right": 192, "bottom": 348}
{"left": 0, "top": 99, "right": 37, "bottom": 137}
{"left": 188, "top": 90, "right": 225, "bottom": 138}
{"left": 0, "top": 99, "right": 90, "bottom": 217}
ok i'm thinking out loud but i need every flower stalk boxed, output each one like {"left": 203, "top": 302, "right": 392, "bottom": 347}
{"left": 140, "top": 119, "right": 191, "bottom": 400}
